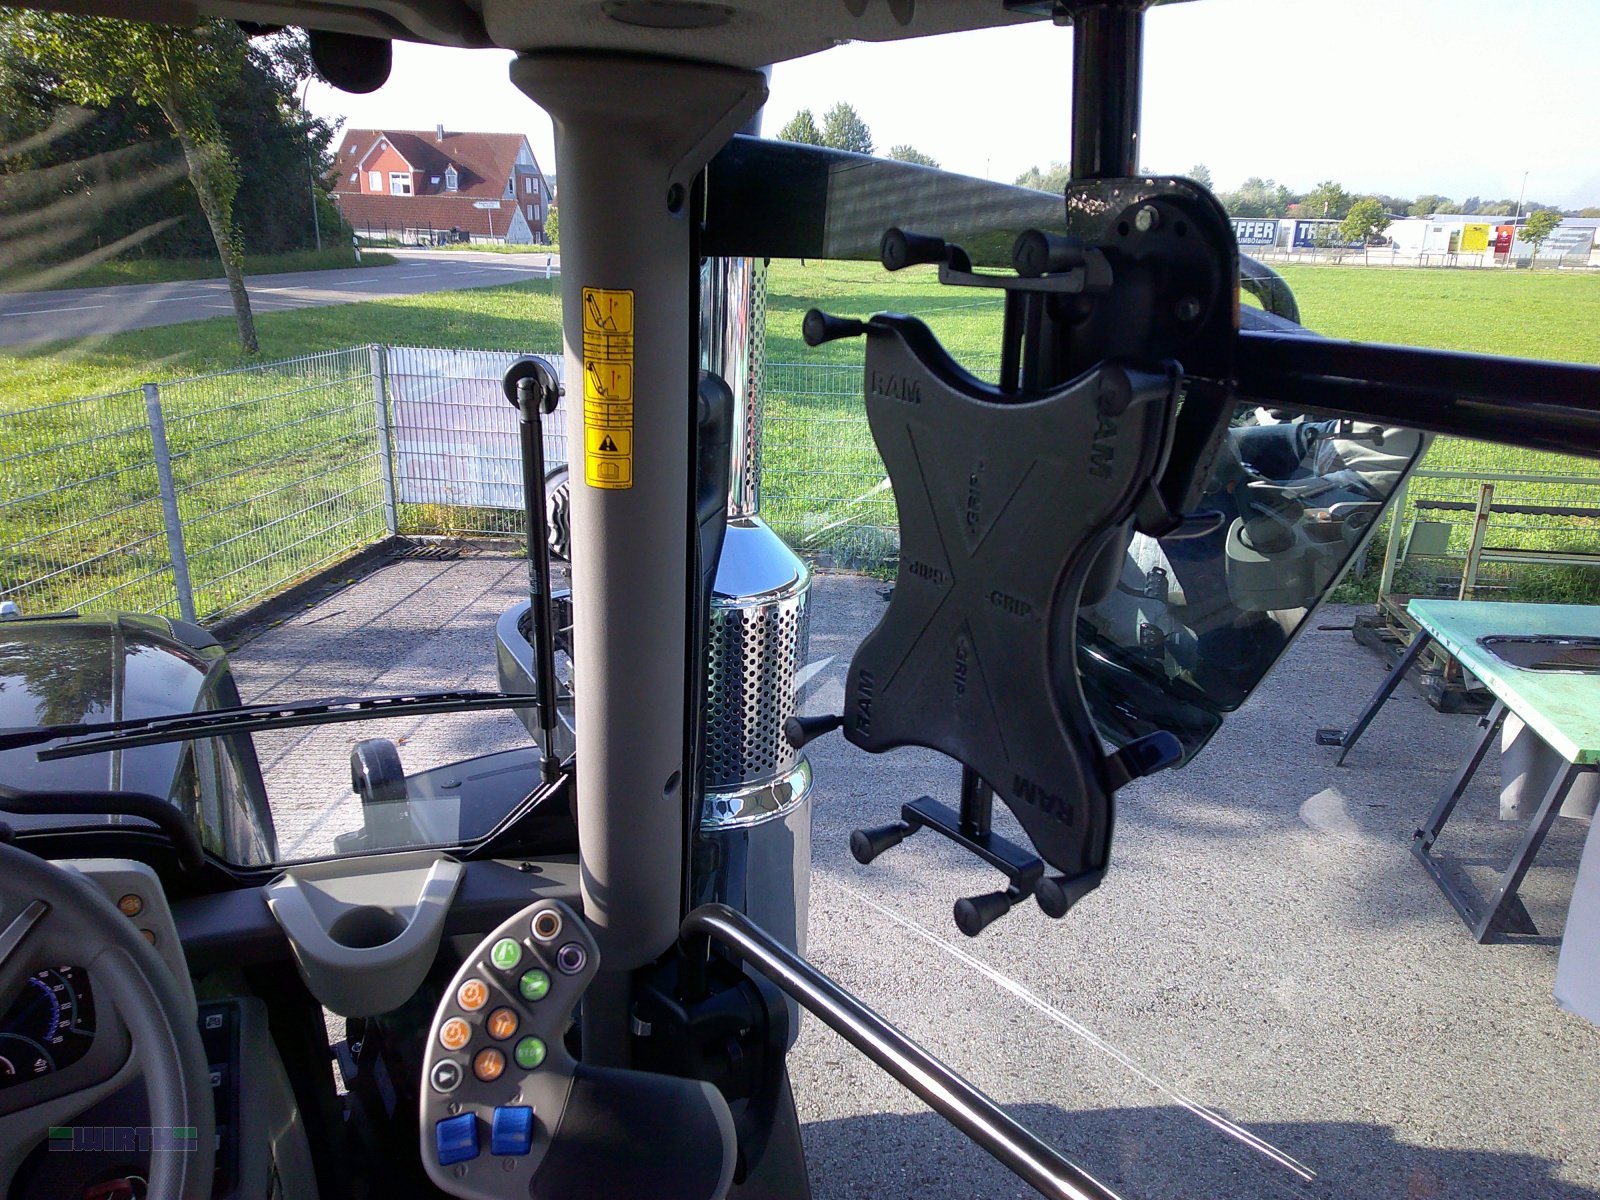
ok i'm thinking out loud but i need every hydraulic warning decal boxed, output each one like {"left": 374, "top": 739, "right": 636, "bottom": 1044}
{"left": 582, "top": 287, "right": 634, "bottom": 489}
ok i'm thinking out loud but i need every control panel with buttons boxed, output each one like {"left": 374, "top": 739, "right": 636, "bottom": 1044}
{"left": 197, "top": 1000, "right": 241, "bottom": 1196}
{"left": 418, "top": 898, "right": 598, "bottom": 1199}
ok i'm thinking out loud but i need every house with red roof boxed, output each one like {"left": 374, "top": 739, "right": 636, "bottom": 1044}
{"left": 331, "top": 126, "right": 553, "bottom": 245}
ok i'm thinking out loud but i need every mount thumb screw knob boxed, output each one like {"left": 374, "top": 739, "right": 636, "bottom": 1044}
{"left": 803, "top": 309, "right": 867, "bottom": 346}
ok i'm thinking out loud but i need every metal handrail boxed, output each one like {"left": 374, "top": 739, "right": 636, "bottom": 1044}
{"left": 680, "top": 903, "right": 1122, "bottom": 1200}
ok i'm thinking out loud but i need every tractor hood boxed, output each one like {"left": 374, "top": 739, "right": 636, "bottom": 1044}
{"left": 0, "top": 611, "right": 226, "bottom": 804}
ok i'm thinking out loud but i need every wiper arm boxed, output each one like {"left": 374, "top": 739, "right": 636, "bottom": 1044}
{"left": 0, "top": 690, "right": 538, "bottom": 761}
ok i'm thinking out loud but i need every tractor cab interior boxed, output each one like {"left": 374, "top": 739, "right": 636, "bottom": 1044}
{"left": 1, "top": 2, "right": 1598, "bottom": 1199}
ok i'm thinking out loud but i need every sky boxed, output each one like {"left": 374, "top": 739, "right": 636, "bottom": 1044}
{"left": 306, "top": 0, "right": 1600, "bottom": 210}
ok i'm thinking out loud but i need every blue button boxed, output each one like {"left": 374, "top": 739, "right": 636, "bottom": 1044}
{"left": 490, "top": 1106, "right": 534, "bottom": 1156}
{"left": 435, "top": 1113, "right": 479, "bottom": 1166}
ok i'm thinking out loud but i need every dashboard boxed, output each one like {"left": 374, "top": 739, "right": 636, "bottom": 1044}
{"left": 0, "top": 965, "right": 95, "bottom": 1088}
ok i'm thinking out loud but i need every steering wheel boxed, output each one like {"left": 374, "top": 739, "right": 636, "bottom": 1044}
{"left": 0, "top": 843, "right": 214, "bottom": 1200}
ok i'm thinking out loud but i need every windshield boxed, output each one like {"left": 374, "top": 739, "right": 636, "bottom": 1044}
{"left": 1079, "top": 411, "right": 1427, "bottom": 761}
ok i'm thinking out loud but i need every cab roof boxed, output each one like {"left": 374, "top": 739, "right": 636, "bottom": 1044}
{"left": 10, "top": 0, "right": 1183, "bottom": 64}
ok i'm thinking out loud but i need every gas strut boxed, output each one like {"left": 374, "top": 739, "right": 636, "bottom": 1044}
{"left": 504, "top": 356, "right": 566, "bottom": 783}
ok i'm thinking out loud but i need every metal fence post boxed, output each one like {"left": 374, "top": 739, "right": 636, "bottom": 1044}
{"left": 370, "top": 344, "right": 400, "bottom": 536}
{"left": 1459, "top": 482, "right": 1495, "bottom": 601}
{"left": 1376, "top": 473, "right": 1410, "bottom": 604}
{"left": 144, "top": 383, "right": 198, "bottom": 624}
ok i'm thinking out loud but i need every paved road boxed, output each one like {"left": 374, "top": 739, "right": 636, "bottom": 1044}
{"left": 231, "top": 557, "right": 1600, "bottom": 1200}
{"left": 0, "top": 248, "right": 560, "bottom": 348}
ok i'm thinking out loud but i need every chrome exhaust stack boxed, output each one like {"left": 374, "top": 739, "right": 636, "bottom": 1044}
{"left": 695, "top": 255, "right": 813, "bottom": 964}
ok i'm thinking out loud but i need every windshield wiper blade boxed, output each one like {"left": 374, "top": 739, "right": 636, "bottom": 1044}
{"left": 0, "top": 691, "right": 365, "bottom": 751}
{"left": 4, "top": 690, "right": 538, "bottom": 760}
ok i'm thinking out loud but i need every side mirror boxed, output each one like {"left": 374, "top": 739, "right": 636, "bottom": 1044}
{"left": 335, "top": 739, "right": 411, "bottom": 853}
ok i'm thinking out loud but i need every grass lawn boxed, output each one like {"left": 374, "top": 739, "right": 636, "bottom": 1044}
{"left": 1267, "top": 265, "right": 1600, "bottom": 362}
{"left": 0, "top": 248, "right": 398, "bottom": 295}
{"left": 760, "top": 260, "right": 1600, "bottom": 594}
{"left": 768, "top": 259, "right": 1600, "bottom": 364}
{"left": 0, "top": 278, "right": 562, "bottom": 617}
{"left": 0, "top": 279, "right": 562, "bottom": 409}
{"left": 2, "top": 259, "right": 1597, "bottom": 617}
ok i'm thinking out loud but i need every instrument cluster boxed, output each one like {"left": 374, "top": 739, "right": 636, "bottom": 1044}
{"left": 0, "top": 965, "right": 95, "bottom": 1088}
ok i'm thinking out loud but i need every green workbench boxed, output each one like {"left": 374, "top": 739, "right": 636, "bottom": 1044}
{"left": 1332, "top": 599, "right": 1600, "bottom": 942}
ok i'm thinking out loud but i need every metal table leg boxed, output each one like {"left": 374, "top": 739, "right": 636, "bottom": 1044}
{"left": 1410, "top": 701, "right": 1590, "bottom": 942}
{"left": 1414, "top": 699, "right": 1507, "bottom": 855}
{"left": 1335, "top": 630, "right": 1433, "bottom": 765}
{"left": 1470, "top": 761, "right": 1593, "bottom": 943}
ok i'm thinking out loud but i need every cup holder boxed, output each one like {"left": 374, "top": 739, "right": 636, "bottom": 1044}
{"left": 264, "top": 853, "right": 464, "bottom": 1017}
{"left": 330, "top": 905, "right": 408, "bottom": 949}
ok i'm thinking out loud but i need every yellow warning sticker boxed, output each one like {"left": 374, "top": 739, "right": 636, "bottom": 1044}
{"left": 581, "top": 287, "right": 634, "bottom": 490}
{"left": 583, "top": 360, "right": 632, "bottom": 402}
{"left": 584, "top": 427, "right": 632, "bottom": 458}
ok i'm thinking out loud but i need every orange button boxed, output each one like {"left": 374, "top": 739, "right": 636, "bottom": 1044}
{"left": 473, "top": 1047, "right": 506, "bottom": 1082}
{"left": 486, "top": 1007, "right": 519, "bottom": 1041}
{"left": 439, "top": 1018, "right": 471, "bottom": 1052}
{"left": 457, "top": 979, "right": 489, "bottom": 1012}
{"left": 118, "top": 894, "right": 144, "bottom": 917}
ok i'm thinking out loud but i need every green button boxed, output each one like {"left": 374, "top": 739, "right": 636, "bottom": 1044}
{"left": 519, "top": 969, "right": 551, "bottom": 1002}
{"left": 490, "top": 938, "right": 522, "bottom": 972}
{"left": 514, "top": 1036, "right": 547, "bottom": 1070}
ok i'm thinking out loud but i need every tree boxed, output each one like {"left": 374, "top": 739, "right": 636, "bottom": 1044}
{"left": 0, "top": 28, "right": 335, "bottom": 270}
{"left": 1520, "top": 209, "right": 1563, "bottom": 256}
{"left": 1301, "top": 179, "right": 1353, "bottom": 220}
{"left": 1218, "top": 177, "right": 1292, "bottom": 218}
{"left": 224, "top": 30, "right": 344, "bottom": 257}
{"left": 777, "top": 108, "right": 822, "bottom": 146}
{"left": 886, "top": 144, "right": 938, "bottom": 168}
{"left": 1187, "top": 163, "right": 1213, "bottom": 190}
{"left": 1015, "top": 161, "right": 1072, "bottom": 194}
{"left": 1580, "top": 207, "right": 1600, "bottom": 218}
{"left": 1409, "top": 194, "right": 1448, "bottom": 217}
{"left": 7, "top": 13, "right": 261, "bottom": 352}
{"left": 544, "top": 205, "right": 558, "bottom": 246}
{"left": 1339, "top": 197, "right": 1391, "bottom": 247}
{"left": 819, "top": 102, "right": 873, "bottom": 156}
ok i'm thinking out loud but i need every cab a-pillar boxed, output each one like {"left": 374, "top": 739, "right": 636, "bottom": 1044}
{"left": 509, "top": 53, "right": 766, "bottom": 1065}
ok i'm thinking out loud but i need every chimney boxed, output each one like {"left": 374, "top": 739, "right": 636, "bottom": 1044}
{"left": 436, "top": 124, "right": 445, "bottom": 142}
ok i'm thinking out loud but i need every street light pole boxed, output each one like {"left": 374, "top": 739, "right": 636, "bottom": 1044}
{"left": 300, "top": 77, "right": 324, "bottom": 253}
{"left": 1515, "top": 170, "right": 1529, "bottom": 220}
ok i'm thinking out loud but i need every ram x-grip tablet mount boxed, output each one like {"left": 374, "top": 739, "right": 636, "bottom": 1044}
{"left": 789, "top": 178, "right": 1239, "bottom": 936}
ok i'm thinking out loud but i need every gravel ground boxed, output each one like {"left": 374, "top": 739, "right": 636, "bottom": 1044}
{"left": 229, "top": 553, "right": 1600, "bottom": 1200}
